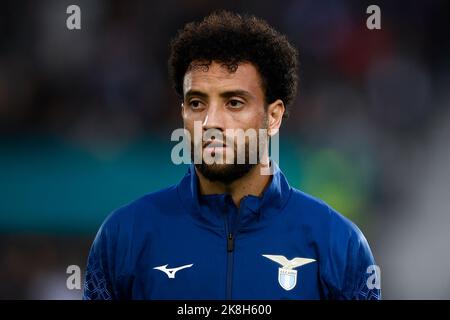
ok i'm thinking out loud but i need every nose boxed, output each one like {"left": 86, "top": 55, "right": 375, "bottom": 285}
{"left": 202, "top": 103, "right": 224, "bottom": 131}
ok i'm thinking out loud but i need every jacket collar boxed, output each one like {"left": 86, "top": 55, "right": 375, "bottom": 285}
{"left": 177, "top": 161, "right": 292, "bottom": 231}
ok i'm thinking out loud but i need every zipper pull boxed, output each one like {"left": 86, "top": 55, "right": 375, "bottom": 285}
{"left": 227, "top": 233, "right": 234, "bottom": 252}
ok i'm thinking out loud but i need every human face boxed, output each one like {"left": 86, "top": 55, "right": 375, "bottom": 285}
{"left": 182, "top": 61, "right": 279, "bottom": 183}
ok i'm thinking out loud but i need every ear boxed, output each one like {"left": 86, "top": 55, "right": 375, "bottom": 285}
{"left": 267, "top": 99, "right": 285, "bottom": 136}
{"left": 181, "top": 102, "right": 186, "bottom": 119}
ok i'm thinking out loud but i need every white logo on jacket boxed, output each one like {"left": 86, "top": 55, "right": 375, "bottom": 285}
{"left": 153, "top": 264, "right": 194, "bottom": 279}
{"left": 263, "top": 255, "right": 316, "bottom": 291}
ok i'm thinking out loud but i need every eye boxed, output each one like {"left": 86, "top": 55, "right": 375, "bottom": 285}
{"left": 188, "top": 100, "right": 204, "bottom": 110}
{"left": 228, "top": 99, "right": 244, "bottom": 109}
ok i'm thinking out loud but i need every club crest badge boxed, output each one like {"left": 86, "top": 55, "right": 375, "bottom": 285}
{"left": 263, "top": 255, "right": 316, "bottom": 291}
{"left": 278, "top": 268, "right": 297, "bottom": 291}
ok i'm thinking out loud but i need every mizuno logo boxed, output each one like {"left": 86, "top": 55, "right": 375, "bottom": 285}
{"left": 262, "top": 255, "right": 316, "bottom": 291}
{"left": 153, "top": 264, "right": 194, "bottom": 279}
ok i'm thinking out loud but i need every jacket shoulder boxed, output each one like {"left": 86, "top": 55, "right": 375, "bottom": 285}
{"left": 288, "top": 187, "right": 367, "bottom": 241}
{"left": 100, "top": 183, "right": 180, "bottom": 231}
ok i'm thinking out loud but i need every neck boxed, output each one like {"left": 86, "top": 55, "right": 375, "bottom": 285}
{"left": 196, "top": 162, "right": 272, "bottom": 207}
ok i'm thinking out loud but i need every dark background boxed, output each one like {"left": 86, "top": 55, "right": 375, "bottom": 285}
{"left": 1, "top": 0, "right": 449, "bottom": 299}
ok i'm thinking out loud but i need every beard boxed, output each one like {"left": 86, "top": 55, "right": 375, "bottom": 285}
{"left": 194, "top": 156, "right": 256, "bottom": 185}
{"left": 190, "top": 127, "right": 267, "bottom": 185}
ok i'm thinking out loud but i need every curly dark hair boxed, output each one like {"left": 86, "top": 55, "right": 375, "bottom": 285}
{"left": 168, "top": 11, "right": 299, "bottom": 117}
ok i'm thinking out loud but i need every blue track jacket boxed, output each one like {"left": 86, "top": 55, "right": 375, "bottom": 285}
{"left": 83, "top": 163, "right": 381, "bottom": 300}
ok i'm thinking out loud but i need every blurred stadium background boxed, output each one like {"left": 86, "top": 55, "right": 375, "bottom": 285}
{"left": 1, "top": 0, "right": 449, "bottom": 299}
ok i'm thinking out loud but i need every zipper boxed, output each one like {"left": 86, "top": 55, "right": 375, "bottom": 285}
{"left": 226, "top": 232, "right": 234, "bottom": 300}
{"left": 227, "top": 232, "right": 235, "bottom": 252}
{"left": 224, "top": 198, "right": 244, "bottom": 300}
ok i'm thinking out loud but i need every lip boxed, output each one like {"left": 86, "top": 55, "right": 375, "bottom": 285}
{"left": 203, "top": 140, "right": 226, "bottom": 148}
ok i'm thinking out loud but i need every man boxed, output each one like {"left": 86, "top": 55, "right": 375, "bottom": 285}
{"left": 83, "top": 11, "right": 381, "bottom": 300}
